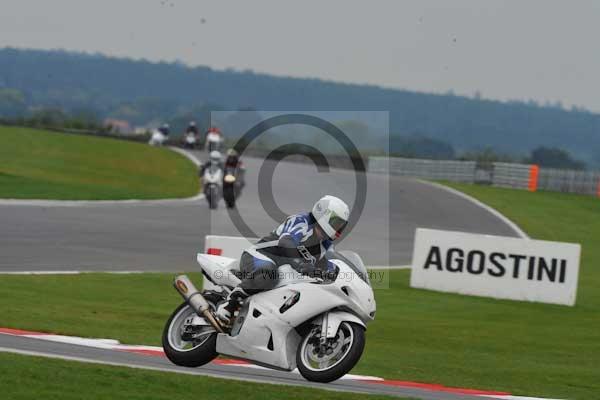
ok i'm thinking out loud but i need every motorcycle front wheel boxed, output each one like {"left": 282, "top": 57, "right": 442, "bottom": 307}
{"left": 223, "top": 184, "right": 235, "bottom": 208}
{"left": 296, "top": 321, "right": 365, "bottom": 382}
{"left": 205, "top": 186, "right": 219, "bottom": 209}
{"left": 162, "top": 302, "right": 218, "bottom": 367}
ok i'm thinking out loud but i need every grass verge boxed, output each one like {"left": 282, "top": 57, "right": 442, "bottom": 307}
{"left": 0, "top": 352, "right": 396, "bottom": 400}
{"left": 0, "top": 125, "right": 198, "bottom": 199}
{"left": 0, "top": 186, "right": 598, "bottom": 398}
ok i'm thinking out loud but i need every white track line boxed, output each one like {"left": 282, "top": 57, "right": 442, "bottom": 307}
{"left": 418, "top": 180, "right": 529, "bottom": 239}
{"left": 0, "top": 195, "right": 204, "bottom": 207}
{"left": 168, "top": 146, "right": 201, "bottom": 166}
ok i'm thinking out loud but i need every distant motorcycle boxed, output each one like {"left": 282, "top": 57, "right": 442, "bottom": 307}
{"left": 222, "top": 165, "right": 244, "bottom": 209}
{"left": 203, "top": 163, "right": 223, "bottom": 209}
{"left": 206, "top": 131, "right": 222, "bottom": 153}
{"left": 183, "top": 132, "right": 198, "bottom": 149}
{"left": 149, "top": 129, "right": 167, "bottom": 146}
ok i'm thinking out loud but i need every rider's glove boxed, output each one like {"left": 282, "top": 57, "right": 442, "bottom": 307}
{"left": 297, "top": 261, "right": 323, "bottom": 279}
{"left": 293, "top": 260, "right": 317, "bottom": 277}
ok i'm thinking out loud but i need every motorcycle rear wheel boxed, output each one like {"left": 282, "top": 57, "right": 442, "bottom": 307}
{"left": 162, "top": 302, "right": 218, "bottom": 367}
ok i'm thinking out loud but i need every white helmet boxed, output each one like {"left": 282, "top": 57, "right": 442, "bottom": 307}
{"left": 209, "top": 150, "right": 221, "bottom": 162}
{"left": 311, "top": 195, "right": 350, "bottom": 240}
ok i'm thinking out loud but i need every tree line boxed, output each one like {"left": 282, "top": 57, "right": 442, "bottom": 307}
{"left": 0, "top": 47, "right": 597, "bottom": 168}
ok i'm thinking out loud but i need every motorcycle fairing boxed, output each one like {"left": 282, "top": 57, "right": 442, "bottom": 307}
{"left": 215, "top": 279, "right": 370, "bottom": 370}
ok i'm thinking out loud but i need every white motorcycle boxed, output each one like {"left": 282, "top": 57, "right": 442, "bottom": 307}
{"left": 183, "top": 132, "right": 197, "bottom": 149}
{"left": 206, "top": 131, "right": 222, "bottom": 153}
{"left": 162, "top": 251, "right": 376, "bottom": 382}
{"left": 202, "top": 163, "right": 223, "bottom": 209}
{"left": 148, "top": 129, "right": 167, "bottom": 146}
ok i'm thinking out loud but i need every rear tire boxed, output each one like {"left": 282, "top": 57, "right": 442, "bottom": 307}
{"left": 296, "top": 322, "right": 365, "bottom": 383}
{"left": 162, "top": 302, "right": 218, "bottom": 367}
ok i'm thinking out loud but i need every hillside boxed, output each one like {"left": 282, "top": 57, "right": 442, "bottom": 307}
{"left": 1, "top": 48, "right": 599, "bottom": 165}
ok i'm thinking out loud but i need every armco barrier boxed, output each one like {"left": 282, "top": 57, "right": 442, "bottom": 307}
{"left": 490, "top": 162, "right": 533, "bottom": 190}
{"left": 369, "top": 155, "right": 600, "bottom": 198}
{"left": 537, "top": 168, "right": 600, "bottom": 196}
{"left": 369, "top": 157, "right": 476, "bottom": 182}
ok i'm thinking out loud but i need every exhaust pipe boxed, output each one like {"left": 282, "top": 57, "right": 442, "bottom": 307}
{"left": 173, "top": 275, "right": 224, "bottom": 333}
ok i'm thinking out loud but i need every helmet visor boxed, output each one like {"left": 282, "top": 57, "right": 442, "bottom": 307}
{"left": 329, "top": 213, "right": 348, "bottom": 238}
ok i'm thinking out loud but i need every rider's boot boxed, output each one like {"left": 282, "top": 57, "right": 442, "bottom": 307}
{"left": 215, "top": 287, "right": 248, "bottom": 324}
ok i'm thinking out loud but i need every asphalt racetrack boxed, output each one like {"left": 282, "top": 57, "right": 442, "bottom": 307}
{"left": 0, "top": 150, "right": 521, "bottom": 272}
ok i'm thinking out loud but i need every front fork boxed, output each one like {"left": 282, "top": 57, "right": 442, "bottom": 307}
{"left": 320, "top": 312, "right": 329, "bottom": 346}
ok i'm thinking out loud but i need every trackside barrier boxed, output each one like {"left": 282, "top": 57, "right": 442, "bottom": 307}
{"left": 202, "top": 235, "right": 258, "bottom": 290}
{"left": 537, "top": 168, "right": 600, "bottom": 196}
{"left": 369, "top": 156, "right": 600, "bottom": 198}
{"left": 368, "top": 157, "right": 476, "bottom": 182}
{"left": 410, "top": 228, "right": 581, "bottom": 306}
{"left": 490, "top": 162, "right": 531, "bottom": 190}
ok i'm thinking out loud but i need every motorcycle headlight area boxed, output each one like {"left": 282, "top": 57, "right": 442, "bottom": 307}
{"left": 224, "top": 175, "right": 236, "bottom": 183}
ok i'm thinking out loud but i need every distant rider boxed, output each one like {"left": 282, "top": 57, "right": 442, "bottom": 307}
{"left": 186, "top": 121, "right": 199, "bottom": 137}
{"left": 158, "top": 123, "right": 170, "bottom": 137}
{"left": 224, "top": 148, "right": 245, "bottom": 188}
{"left": 216, "top": 195, "right": 350, "bottom": 323}
{"left": 205, "top": 126, "right": 221, "bottom": 141}
{"left": 199, "top": 150, "right": 223, "bottom": 177}
{"left": 225, "top": 148, "right": 242, "bottom": 168}
{"left": 204, "top": 127, "right": 223, "bottom": 152}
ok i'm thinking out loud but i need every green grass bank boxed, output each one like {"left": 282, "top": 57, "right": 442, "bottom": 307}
{"left": 0, "top": 126, "right": 198, "bottom": 199}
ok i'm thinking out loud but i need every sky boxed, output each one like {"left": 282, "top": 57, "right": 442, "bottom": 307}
{"left": 1, "top": 0, "right": 600, "bottom": 111}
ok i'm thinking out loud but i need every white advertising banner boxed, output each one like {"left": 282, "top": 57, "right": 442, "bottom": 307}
{"left": 410, "top": 228, "right": 581, "bottom": 306}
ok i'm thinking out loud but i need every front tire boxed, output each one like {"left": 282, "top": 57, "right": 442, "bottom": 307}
{"left": 223, "top": 185, "right": 235, "bottom": 208}
{"left": 162, "top": 302, "right": 218, "bottom": 367}
{"left": 206, "top": 185, "right": 219, "bottom": 210}
{"left": 296, "top": 322, "right": 365, "bottom": 383}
